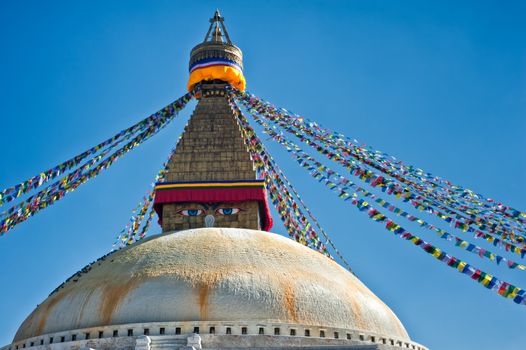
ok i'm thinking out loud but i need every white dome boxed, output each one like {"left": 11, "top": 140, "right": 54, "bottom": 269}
{"left": 14, "top": 228, "right": 410, "bottom": 342}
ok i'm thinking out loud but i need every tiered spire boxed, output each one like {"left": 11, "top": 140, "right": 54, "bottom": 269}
{"left": 187, "top": 10, "right": 246, "bottom": 91}
{"left": 203, "top": 9, "right": 232, "bottom": 44}
{"left": 153, "top": 12, "right": 271, "bottom": 232}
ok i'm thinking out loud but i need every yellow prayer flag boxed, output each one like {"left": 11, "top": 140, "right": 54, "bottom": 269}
{"left": 481, "top": 274, "right": 492, "bottom": 286}
{"left": 508, "top": 287, "right": 519, "bottom": 299}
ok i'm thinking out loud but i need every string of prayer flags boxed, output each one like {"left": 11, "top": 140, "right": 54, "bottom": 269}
{"left": 246, "top": 109, "right": 526, "bottom": 304}
{"left": 227, "top": 94, "right": 352, "bottom": 271}
{"left": 227, "top": 96, "right": 330, "bottom": 256}
{"left": 229, "top": 87, "right": 526, "bottom": 233}
{"left": 260, "top": 146, "right": 353, "bottom": 271}
{"left": 236, "top": 92, "right": 526, "bottom": 238}
{"left": 241, "top": 103, "right": 525, "bottom": 270}
{"left": 242, "top": 87, "right": 526, "bottom": 230}
{"left": 113, "top": 133, "right": 185, "bottom": 249}
{"left": 0, "top": 92, "right": 194, "bottom": 207}
{"left": 1, "top": 122, "right": 149, "bottom": 220}
{"left": 233, "top": 91, "right": 526, "bottom": 248}
{"left": 1, "top": 121, "right": 165, "bottom": 235}
{"left": 1, "top": 92, "right": 194, "bottom": 235}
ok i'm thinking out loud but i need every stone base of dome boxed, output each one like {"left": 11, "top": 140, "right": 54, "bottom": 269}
{"left": 3, "top": 320, "right": 427, "bottom": 350}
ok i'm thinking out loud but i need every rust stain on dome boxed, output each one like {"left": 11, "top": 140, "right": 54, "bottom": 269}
{"left": 347, "top": 290, "right": 367, "bottom": 330}
{"left": 99, "top": 277, "right": 140, "bottom": 325}
{"left": 36, "top": 289, "right": 69, "bottom": 336}
{"left": 198, "top": 284, "right": 210, "bottom": 320}
{"left": 282, "top": 281, "right": 298, "bottom": 322}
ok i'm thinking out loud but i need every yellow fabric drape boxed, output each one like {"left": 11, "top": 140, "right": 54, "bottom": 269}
{"left": 187, "top": 65, "right": 246, "bottom": 91}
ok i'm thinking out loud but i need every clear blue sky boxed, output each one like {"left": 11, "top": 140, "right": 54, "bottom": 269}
{"left": 1, "top": 1, "right": 525, "bottom": 349}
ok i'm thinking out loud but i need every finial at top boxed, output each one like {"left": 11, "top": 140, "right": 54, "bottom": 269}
{"left": 203, "top": 9, "right": 232, "bottom": 44}
{"left": 187, "top": 11, "right": 245, "bottom": 92}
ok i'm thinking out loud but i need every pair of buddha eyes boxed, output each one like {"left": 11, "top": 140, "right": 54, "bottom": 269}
{"left": 178, "top": 208, "right": 242, "bottom": 217}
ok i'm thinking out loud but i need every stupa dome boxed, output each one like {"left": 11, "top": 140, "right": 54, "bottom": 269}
{"left": 12, "top": 228, "right": 418, "bottom": 348}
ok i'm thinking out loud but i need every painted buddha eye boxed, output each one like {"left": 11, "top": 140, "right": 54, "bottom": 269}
{"left": 216, "top": 208, "right": 241, "bottom": 215}
{"left": 178, "top": 209, "right": 204, "bottom": 216}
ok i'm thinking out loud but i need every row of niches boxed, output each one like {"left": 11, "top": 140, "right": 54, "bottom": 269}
{"left": 7, "top": 322, "right": 427, "bottom": 350}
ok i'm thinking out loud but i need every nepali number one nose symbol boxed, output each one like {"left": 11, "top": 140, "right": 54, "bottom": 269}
{"left": 205, "top": 214, "right": 215, "bottom": 228}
